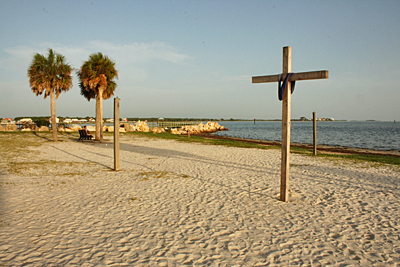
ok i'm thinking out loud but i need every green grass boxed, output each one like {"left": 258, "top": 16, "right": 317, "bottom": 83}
{"left": 0, "top": 132, "right": 43, "bottom": 162}
{"left": 0, "top": 132, "right": 99, "bottom": 176}
{"left": 288, "top": 145, "right": 400, "bottom": 166}
{"left": 127, "top": 131, "right": 277, "bottom": 149}
{"left": 317, "top": 153, "right": 400, "bottom": 166}
{"left": 1, "top": 131, "right": 399, "bottom": 168}
{"left": 126, "top": 131, "right": 400, "bottom": 167}
{"left": 5, "top": 159, "right": 97, "bottom": 176}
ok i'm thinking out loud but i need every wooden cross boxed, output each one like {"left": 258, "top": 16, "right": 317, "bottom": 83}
{"left": 252, "top": 46, "right": 328, "bottom": 202}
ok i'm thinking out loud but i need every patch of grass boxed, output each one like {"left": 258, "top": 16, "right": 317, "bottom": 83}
{"left": 317, "top": 153, "right": 400, "bottom": 167}
{"left": 291, "top": 164, "right": 310, "bottom": 167}
{"left": 127, "top": 131, "right": 275, "bottom": 149}
{"left": 138, "top": 171, "right": 171, "bottom": 179}
{"left": 127, "top": 132, "right": 400, "bottom": 167}
{"left": 0, "top": 132, "right": 103, "bottom": 176}
{"left": 0, "top": 133, "right": 43, "bottom": 154}
{"left": 4, "top": 159, "right": 97, "bottom": 176}
{"left": 0, "top": 132, "right": 74, "bottom": 159}
{"left": 0, "top": 220, "right": 11, "bottom": 227}
{"left": 0, "top": 133, "right": 44, "bottom": 173}
{"left": 136, "top": 171, "right": 190, "bottom": 180}
{"left": 290, "top": 146, "right": 400, "bottom": 167}
{"left": 129, "top": 197, "right": 139, "bottom": 202}
{"left": 290, "top": 146, "right": 313, "bottom": 154}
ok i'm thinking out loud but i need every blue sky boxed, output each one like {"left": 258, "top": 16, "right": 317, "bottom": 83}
{"left": 0, "top": 0, "right": 399, "bottom": 121}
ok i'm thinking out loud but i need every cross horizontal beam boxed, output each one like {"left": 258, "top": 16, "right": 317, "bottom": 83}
{"left": 252, "top": 70, "right": 328, "bottom": 84}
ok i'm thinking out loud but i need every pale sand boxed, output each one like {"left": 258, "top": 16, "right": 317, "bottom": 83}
{"left": 1, "top": 135, "right": 400, "bottom": 266}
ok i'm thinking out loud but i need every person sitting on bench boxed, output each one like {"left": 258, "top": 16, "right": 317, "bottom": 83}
{"left": 83, "top": 126, "right": 93, "bottom": 139}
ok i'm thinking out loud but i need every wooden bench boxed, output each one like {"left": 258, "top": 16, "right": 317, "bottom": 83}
{"left": 78, "top": 129, "right": 93, "bottom": 141}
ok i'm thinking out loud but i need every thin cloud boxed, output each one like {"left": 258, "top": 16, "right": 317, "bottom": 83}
{"left": 221, "top": 74, "right": 252, "bottom": 82}
{"left": 88, "top": 41, "right": 190, "bottom": 64}
{"left": 0, "top": 41, "right": 190, "bottom": 74}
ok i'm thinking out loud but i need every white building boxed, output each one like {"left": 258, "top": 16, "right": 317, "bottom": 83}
{"left": 49, "top": 117, "right": 59, "bottom": 123}
{"left": 1, "top": 118, "right": 15, "bottom": 124}
{"left": 17, "top": 118, "right": 33, "bottom": 124}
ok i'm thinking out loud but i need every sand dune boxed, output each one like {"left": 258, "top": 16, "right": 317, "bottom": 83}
{"left": 1, "top": 136, "right": 399, "bottom": 266}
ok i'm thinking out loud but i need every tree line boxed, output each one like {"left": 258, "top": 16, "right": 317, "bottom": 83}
{"left": 12, "top": 116, "right": 95, "bottom": 127}
{"left": 28, "top": 49, "right": 118, "bottom": 142}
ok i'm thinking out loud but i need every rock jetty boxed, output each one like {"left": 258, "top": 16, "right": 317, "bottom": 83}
{"left": 171, "top": 121, "right": 227, "bottom": 135}
{"left": 0, "top": 120, "right": 227, "bottom": 135}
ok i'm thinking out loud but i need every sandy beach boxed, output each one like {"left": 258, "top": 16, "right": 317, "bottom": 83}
{"left": 1, "top": 133, "right": 400, "bottom": 266}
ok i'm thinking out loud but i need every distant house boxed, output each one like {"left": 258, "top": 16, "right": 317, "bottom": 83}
{"left": 88, "top": 118, "right": 95, "bottom": 122}
{"left": 317, "top": 118, "right": 335, "bottom": 121}
{"left": 48, "top": 117, "right": 59, "bottom": 123}
{"left": 64, "top": 118, "right": 88, "bottom": 123}
{"left": 106, "top": 118, "right": 114, "bottom": 122}
{"left": 17, "top": 118, "right": 33, "bottom": 124}
{"left": 1, "top": 118, "right": 14, "bottom": 124}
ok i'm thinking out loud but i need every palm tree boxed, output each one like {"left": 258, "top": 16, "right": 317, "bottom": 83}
{"left": 77, "top": 53, "right": 118, "bottom": 142}
{"left": 27, "top": 49, "right": 73, "bottom": 142}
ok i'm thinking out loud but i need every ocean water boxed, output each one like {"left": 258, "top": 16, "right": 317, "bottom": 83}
{"left": 214, "top": 121, "right": 400, "bottom": 152}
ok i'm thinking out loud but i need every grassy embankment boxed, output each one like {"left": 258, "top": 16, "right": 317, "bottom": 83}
{"left": 1, "top": 131, "right": 399, "bottom": 167}
{"left": 125, "top": 131, "right": 400, "bottom": 167}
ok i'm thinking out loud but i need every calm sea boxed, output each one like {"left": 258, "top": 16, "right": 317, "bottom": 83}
{"left": 214, "top": 121, "right": 400, "bottom": 152}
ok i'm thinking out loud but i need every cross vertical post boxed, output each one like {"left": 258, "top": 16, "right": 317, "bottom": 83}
{"left": 281, "top": 47, "right": 291, "bottom": 202}
{"left": 252, "top": 46, "right": 328, "bottom": 202}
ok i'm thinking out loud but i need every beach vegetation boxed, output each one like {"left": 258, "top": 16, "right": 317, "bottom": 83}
{"left": 125, "top": 132, "right": 400, "bottom": 167}
{"left": 27, "top": 49, "right": 73, "bottom": 142}
{"left": 136, "top": 171, "right": 190, "bottom": 180}
{"left": 13, "top": 116, "right": 51, "bottom": 127}
{"left": 127, "top": 131, "right": 275, "bottom": 150}
{"left": 0, "top": 132, "right": 100, "bottom": 177}
{"left": 77, "top": 53, "right": 118, "bottom": 142}
{"left": 316, "top": 153, "right": 400, "bottom": 167}
{"left": 5, "top": 159, "right": 96, "bottom": 177}
{"left": 33, "top": 117, "right": 51, "bottom": 127}
{"left": 287, "top": 146, "right": 400, "bottom": 166}
{"left": 129, "top": 197, "right": 139, "bottom": 202}
{"left": 0, "top": 220, "right": 11, "bottom": 227}
{"left": 0, "top": 132, "right": 43, "bottom": 162}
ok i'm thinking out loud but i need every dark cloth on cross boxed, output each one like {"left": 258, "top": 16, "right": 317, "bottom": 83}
{"left": 278, "top": 73, "right": 296, "bottom": 101}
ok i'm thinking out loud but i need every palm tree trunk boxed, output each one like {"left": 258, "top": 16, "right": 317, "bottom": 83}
{"left": 95, "top": 94, "right": 101, "bottom": 141}
{"left": 50, "top": 89, "right": 58, "bottom": 142}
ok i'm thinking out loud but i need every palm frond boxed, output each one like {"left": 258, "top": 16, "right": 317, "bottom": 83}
{"left": 76, "top": 52, "right": 118, "bottom": 100}
{"left": 27, "top": 48, "right": 73, "bottom": 98}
